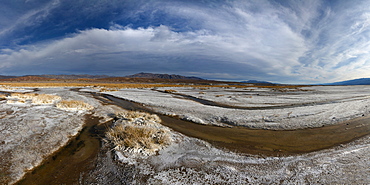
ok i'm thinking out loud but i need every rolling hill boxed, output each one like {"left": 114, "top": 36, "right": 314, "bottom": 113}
{"left": 125, "top": 72, "right": 203, "bottom": 80}
{"left": 241, "top": 80, "right": 274, "bottom": 84}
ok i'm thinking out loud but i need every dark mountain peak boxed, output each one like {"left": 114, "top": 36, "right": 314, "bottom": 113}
{"left": 126, "top": 72, "right": 203, "bottom": 80}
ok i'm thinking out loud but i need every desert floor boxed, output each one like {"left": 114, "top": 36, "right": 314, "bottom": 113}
{"left": 1, "top": 85, "right": 369, "bottom": 184}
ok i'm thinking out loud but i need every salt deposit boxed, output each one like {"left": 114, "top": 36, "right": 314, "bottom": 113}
{"left": 1, "top": 86, "right": 369, "bottom": 184}
{"left": 104, "top": 86, "right": 370, "bottom": 129}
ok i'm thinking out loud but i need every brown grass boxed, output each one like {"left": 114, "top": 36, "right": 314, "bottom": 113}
{"left": 164, "top": 89, "right": 178, "bottom": 93}
{"left": 9, "top": 93, "right": 37, "bottom": 100}
{"left": 106, "top": 111, "right": 171, "bottom": 155}
{"left": 98, "top": 87, "right": 119, "bottom": 92}
{"left": 115, "top": 111, "right": 161, "bottom": 124}
{"left": 6, "top": 93, "right": 61, "bottom": 104}
{"left": 56, "top": 100, "right": 94, "bottom": 110}
{"left": 106, "top": 124, "right": 170, "bottom": 151}
{"left": 6, "top": 100, "right": 17, "bottom": 104}
{"left": 32, "top": 94, "right": 61, "bottom": 104}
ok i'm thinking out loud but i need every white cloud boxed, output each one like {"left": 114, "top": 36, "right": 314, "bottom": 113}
{"left": 293, "top": 0, "right": 370, "bottom": 82}
{"left": 0, "top": 23, "right": 298, "bottom": 78}
{"left": 1, "top": 0, "right": 370, "bottom": 83}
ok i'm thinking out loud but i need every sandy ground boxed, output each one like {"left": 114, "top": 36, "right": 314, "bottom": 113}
{"left": 1, "top": 86, "right": 369, "bottom": 184}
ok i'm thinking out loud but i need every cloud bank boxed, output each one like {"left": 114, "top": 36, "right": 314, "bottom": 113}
{"left": 1, "top": 0, "right": 370, "bottom": 84}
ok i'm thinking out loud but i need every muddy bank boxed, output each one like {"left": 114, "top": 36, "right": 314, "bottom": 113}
{"left": 16, "top": 115, "right": 110, "bottom": 185}
{"left": 100, "top": 94, "right": 370, "bottom": 156}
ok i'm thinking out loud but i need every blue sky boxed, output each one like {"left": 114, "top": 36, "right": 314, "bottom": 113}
{"left": 1, "top": 0, "right": 370, "bottom": 83}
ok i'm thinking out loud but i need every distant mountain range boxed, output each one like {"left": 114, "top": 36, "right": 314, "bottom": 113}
{"left": 37, "top": 74, "right": 111, "bottom": 79}
{"left": 325, "top": 78, "right": 370, "bottom": 85}
{"left": 0, "top": 75, "right": 17, "bottom": 79}
{"left": 1, "top": 76, "right": 53, "bottom": 81}
{"left": 0, "top": 73, "right": 204, "bottom": 81}
{"left": 126, "top": 72, "right": 203, "bottom": 80}
{"left": 241, "top": 80, "right": 274, "bottom": 84}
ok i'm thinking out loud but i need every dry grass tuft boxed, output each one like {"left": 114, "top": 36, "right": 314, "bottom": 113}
{"left": 106, "top": 111, "right": 171, "bottom": 155}
{"left": 7, "top": 93, "right": 62, "bottom": 104}
{"left": 32, "top": 94, "right": 61, "bottom": 104}
{"left": 106, "top": 124, "right": 171, "bottom": 153}
{"left": 115, "top": 111, "right": 161, "bottom": 124}
{"left": 98, "top": 87, "right": 119, "bottom": 92}
{"left": 0, "top": 94, "right": 6, "bottom": 99}
{"left": 9, "top": 93, "right": 37, "bottom": 100}
{"left": 6, "top": 100, "right": 17, "bottom": 104}
{"left": 0, "top": 85, "right": 23, "bottom": 91}
{"left": 164, "top": 89, "right": 178, "bottom": 93}
{"left": 56, "top": 100, "right": 94, "bottom": 110}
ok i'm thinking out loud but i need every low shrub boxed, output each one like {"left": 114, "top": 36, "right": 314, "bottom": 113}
{"left": 56, "top": 100, "right": 94, "bottom": 110}
{"left": 32, "top": 94, "right": 61, "bottom": 104}
{"left": 7, "top": 93, "right": 62, "bottom": 104}
{"left": 9, "top": 93, "right": 37, "bottom": 100}
{"left": 164, "top": 89, "right": 177, "bottom": 93}
{"left": 106, "top": 124, "right": 170, "bottom": 152}
{"left": 99, "top": 87, "right": 119, "bottom": 92}
{"left": 115, "top": 111, "right": 161, "bottom": 124}
{"left": 106, "top": 111, "right": 171, "bottom": 155}
{"left": 6, "top": 100, "right": 17, "bottom": 104}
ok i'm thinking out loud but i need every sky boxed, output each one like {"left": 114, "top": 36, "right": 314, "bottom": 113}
{"left": 1, "top": 0, "right": 370, "bottom": 84}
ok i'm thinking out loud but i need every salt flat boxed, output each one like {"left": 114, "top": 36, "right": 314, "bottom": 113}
{"left": 104, "top": 85, "right": 370, "bottom": 129}
{"left": 1, "top": 86, "right": 369, "bottom": 184}
{"left": 94, "top": 85, "right": 369, "bottom": 184}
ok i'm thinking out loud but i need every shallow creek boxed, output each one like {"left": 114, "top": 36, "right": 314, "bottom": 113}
{"left": 16, "top": 115, "right": 110, "bottom": 185}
